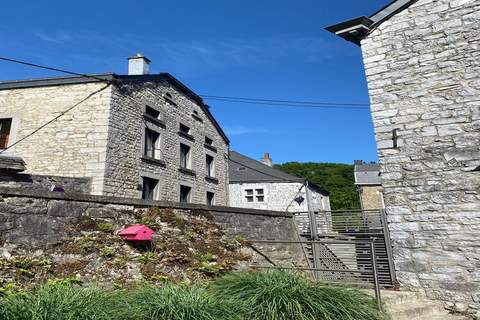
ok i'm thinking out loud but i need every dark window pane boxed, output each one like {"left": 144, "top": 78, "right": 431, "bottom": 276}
{"left": 180, "top": 144, "right": 191, "bottom": 168}
{"left": 205, "top": 137, "right": 213, "bottom": 145}
{"left": 179, "top": 123, "right": 190, "bottom": 134}
{"left": 0, "top": 119, "right": 12, "bottom": 149}
{"left": 246, "top": 196, "right": 254, "bottom": 202}
{"left": 180, "top": 185, "right": 191, "bottom": 203}
{"left": 207, "top": 192, "right": 215, "bottom": 205}
{"left": 245, "top": 189, "right": 253, "bottom": 195}
{"left": 256, "top": 189, "right": 264, "bottom": 195}
{"left": 144, "top": 128, "right": 159, "bottom": 158}
{"left": 142, "top": 177, "right": 158, "bottom": 200}
{"left": 256, "top": 196, "right": 264, "bottom": 202}
{"left": 145, "top": 105, "right": 160, "bottom": 119}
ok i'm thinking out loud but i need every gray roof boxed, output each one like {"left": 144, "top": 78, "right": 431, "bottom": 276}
{"left": 0, "top": 155, "right": 26, "bottom": 172}
{"left": 325, "top": 0, "right": 418, "bottom": 45}
{"left": 0, "top": 73, "right": 229, "bottom": 144}
{"left": 229, "top": 151, "right": 329, "bottom": 195}
{"left": 354, "top": 163, "right": 381, "bottom": 185}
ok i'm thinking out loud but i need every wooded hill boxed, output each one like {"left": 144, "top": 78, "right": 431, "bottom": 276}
{"left": 275, "top": 162, "right": 360, "bottom": 210}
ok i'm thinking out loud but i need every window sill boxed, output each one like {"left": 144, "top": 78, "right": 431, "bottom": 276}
{"left": 178, "top": 131, "right": 195, "bottom": 142}
{"left": 143, "top": 115, "right": 166, "bottom": 128}
{"left": 205, "top": 176, "right": 218, "bottom": 184}
{"left": 204, "top": 144, "right": 217, "bottom": 153}
{"left": 141, "top": 156, "right": 166, "bottom": 167}
{"left": 178, "top": 167, "right": 196, "bottom": 176}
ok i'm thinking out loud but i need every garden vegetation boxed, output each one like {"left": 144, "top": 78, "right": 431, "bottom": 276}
{"left": 0, "top": 271, "right": 387, "bottom": 320}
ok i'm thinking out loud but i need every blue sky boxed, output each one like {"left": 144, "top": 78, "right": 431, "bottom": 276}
{"left": 0, "top": 0, "right": 390, "bottom": 164}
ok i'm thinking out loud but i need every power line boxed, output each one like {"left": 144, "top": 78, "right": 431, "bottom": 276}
{"left": 0, "top": 83, "right": 112, "bottom": 154}
{"left": 0, "top": 56, "right": 371, "bottom": 110}
{"left": 200, "top": 95, "right": 370, "bottom": 107}
{"left": 0, "top": 56, "right": 111, "bottom": 83}
{"left": 202, "top": 97, "right": 369, "bottom": 110}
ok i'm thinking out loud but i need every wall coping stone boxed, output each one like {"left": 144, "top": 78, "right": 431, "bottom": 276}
{"left": 0, "top": 187, "right": 292, "bottom": 217}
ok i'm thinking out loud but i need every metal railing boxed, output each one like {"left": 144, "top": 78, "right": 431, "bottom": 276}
{"left": 248, "top": 238, "right": 383, "bottom": 310}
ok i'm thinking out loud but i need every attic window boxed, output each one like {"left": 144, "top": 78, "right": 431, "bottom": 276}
{"left": 164, "top": 92, "right": 177, "bottom": 106}
{"left": 238, "top": 167, "right": 246, "bottom": 171}
{"left": 179, "top": 123, "right": 191, "bottom": 135}
{"left": 205, "top": 137, "right": 213, "bottom": 146}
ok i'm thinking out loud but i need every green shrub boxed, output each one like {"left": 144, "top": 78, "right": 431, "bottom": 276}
{"left": 0, "top": 284, "right": 113, "bottom": 320}
{"left": 119, "top": 284, "right": 239, "bottom": 320}
{"left": 208, "top": 270, "right": 387, "bottom": 320}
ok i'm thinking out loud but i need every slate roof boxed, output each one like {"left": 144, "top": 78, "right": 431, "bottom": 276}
{"left": 229, "top": 151, "right": 329, "bottom": 195}
{"left": 0, "top": 73, "right": 229, "bottom": 144}
{"left": 325, "top": 0, "right": 418, "bottom": 45}
{"left": 354, "top": 163, "right": 381, "bottom": 185}
{"left": 0, "top": 155, "right": 26, "bottom": 172}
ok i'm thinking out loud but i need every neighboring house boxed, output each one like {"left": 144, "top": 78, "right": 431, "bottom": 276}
{"left": 327, "top": 0, "right": 480, "bottom": 314}
{"left": 0, "top": 54, "right": 229, "bottom": 205}
{"left": 228, "top": 151, "right": 330, "bottom": 212}
{"left": 353, "top": 160, "right": 384, "bottom": 210}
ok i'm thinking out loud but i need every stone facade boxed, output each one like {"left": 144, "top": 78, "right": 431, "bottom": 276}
{"left": 0, "top": 75, "right": 229, "bottom": 205}
{"left": 361, "top": 0, "right": 480, "bottom": 315}
{"left": 229, "top": 182, "right": 330, "bottom": 213}
{"left": 0, "top": 187, "right": 305, "bottom": 267}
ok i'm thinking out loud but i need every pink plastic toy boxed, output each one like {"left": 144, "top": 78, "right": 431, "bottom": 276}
{"left": 119, "top": 224, "right": 154, "bottom": 241}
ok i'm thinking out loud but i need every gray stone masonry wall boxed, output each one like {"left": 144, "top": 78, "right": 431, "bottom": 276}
{"left": 0, "top": 187, "right": 305, "bottom": 267}
{"left": 103, "top": 80, "right": 229, "bottom": 205}
{"left": 0, "top": 83, "right": 112, "bottom": 195}
{"left": 358, "top": 185, "right": 384, "bottom": 210}
{"left": 0, "top": 173, "right": 90, "bottom": 193}
{"left": 361, "top": 0, "right": 480, "bottom": 316}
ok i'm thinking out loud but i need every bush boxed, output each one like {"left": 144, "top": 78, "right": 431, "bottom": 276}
{"left": 119, "top": 284, "right": 239, "bottom": 320}
{"left": 208, "top": 270, "right": 387, "bottom": 320}
{"left": 0, "top": 284, "right": 113, "bottom": 320}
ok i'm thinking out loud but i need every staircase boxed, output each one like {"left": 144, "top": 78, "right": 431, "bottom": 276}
{"left": 382, "top": 291, "right": 470, "bottom": 320}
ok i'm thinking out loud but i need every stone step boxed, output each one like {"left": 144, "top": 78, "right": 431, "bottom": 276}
{"left": 428, "top": 315, "right": 469, "bottom": 320}
{"left": 381, "top": 290, "right": 426, "bottom": 305}
{"left": 387, "top": 300, "right": 446, "bottom": 320}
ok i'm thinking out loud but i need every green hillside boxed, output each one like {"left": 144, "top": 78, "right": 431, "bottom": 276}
{"left": 275, "top": 162, "right": 360, "bottom": 210}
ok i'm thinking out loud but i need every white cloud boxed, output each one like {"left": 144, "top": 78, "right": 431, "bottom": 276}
{"left": 33, "top": 31, "right": 72, "bottom": 43}
{"left": 224, "top": 126, "right": 270, "bottom": 136}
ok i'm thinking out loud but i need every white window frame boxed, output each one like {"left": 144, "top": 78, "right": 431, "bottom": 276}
{"left": 144, "top": 127, "right": 161, "bottom": 159}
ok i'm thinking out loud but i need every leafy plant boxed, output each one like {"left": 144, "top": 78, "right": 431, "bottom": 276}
{"left": 208, "top": 270, "right": 387, "bottom": 320}
{"left": 97, "top": 222, "right": 115, "bottom": 233}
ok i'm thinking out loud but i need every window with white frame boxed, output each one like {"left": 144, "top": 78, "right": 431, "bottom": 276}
{"left": 0, "top": 118, "right": 12, "bottom": 149}
{"left": 206, "top": 154, "right": 215, "bottom": 177}
{"left": 142, "top": 177, "right": 159, "bottom": 200}
{"left": 180, "top": 143, "right": 191, "bottom": 169}
{"left": 144, "top": 128, "right": 161, "bottom": 159}
{"left": 245, "top": 188, "right": 264, "bottom": 203}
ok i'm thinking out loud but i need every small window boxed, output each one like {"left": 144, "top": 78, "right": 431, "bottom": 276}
{"left": 206, "top": 192, "right": 215, "bottom": 206}
{"left": 205, "top": 137, "right": 213, "bottom": 146}
{"left": 0, "top": 119, "right": 12, "bottom": 149}
{"left": 142, "top": 177, "right": 159, "bottom": 200}
{"left": 144, "top": 128, "right": 160, "bottom": 159}
{"left": 145, "top": 105, "right": 160, "bottom": 119}
{"left": 206, "top": 154, "right": 215, "bottom": 177}
{"left": 179, "top": 123, "right": 191, "bottom": 135}
{"left": 245, "top": 188, "right": 265, "bottom": 203}
{"left": 180, "top": 143, "right": 191, "bottom": 169}
{"left": 164, "top": 92, "right": 176, "bottom": 105}
{"left": 180, "top": 185, "right": 192, "bottom": 203}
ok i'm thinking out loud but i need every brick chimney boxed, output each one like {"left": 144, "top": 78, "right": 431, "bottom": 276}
{"left": 261, "top": 152, "right": 273, "bottom": 167}
{"left": 128, "top": 53, "right": 150, "bottom": 75}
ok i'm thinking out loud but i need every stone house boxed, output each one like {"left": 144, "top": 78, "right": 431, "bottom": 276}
{"left": 228, "top": 151, "right": 330, "bottom": 212}
{"left": 0, "top": 54, "right": 229, "bottom": 205}
{"left": 327, "top": 0, "right": 480, "bottom": 315}
{"left": 354, "top": 160, "right": 384, "bottom": 210}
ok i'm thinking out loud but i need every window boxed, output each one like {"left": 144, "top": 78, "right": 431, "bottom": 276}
{"left": 245, "top": 189, "right": 254, "bottom": 202}
{"left": 245, "top": 188, "right": 264, "bottom": 203}
{"left": 145, "top": 105, "right": 160, "bottom": 119}
{"left": 205, "top": 136, "right": 213, "bottom": 146}
{"left": 206, "top": 192, "right": 215, "bottom": 206}
{"left": 180, "top": 143, "right": 191, "bottom": 169}
{"left": 256, "top": 189, "right": 265, "bottom": 202}
{"left": 0, "top": 119, "right": 12, "bottom": 149}
{"left": 164, "top": 92, "right": 177, "bottom": 106}
{"left": 142, "top": 177, "right": 159, "bottom": 200}
{"left": 206, "top": 154, "right": 215, "bottom": 177}
{"left": 179, "top": 123, "right": 191, "bottom": 135}
{"left": 180, "top": 185, "right": 192, "bottom": 203}
{"left": 144, "top": 128, "right": 160, "bottom": 159}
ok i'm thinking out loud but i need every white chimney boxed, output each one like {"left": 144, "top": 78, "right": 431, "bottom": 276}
{"left": 128, "top": 53, "right": 150, "bottom": 75}
{"left": 260, "top": 152, "right": 273, "bottom": 167}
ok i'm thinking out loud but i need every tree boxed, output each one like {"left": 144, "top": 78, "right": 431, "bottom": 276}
{"left": 275, "top": 162, "right": 360, "bottom": 210}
